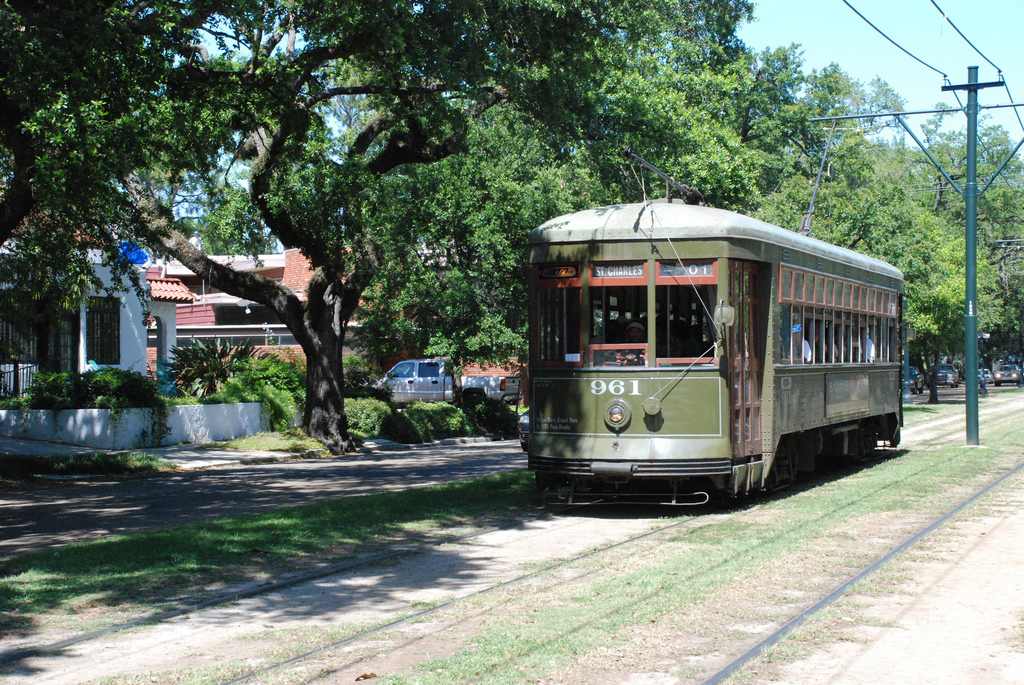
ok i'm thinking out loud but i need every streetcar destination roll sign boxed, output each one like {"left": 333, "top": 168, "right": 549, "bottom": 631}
{"left": 593, "top": 263, "right": 644, "bottom": 278}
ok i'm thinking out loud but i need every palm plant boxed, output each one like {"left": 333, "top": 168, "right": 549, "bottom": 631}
{"left": 169, "top": 339, "right": 262, "bottom": 397}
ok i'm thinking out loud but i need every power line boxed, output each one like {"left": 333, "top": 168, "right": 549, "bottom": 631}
{"left": 927, "top": 1, "right": 1024, "bottom": 134}
{"left": 1001, "top": 82, "right": 1024, "bottom": 135}
{"left": 839, "top": 0, "right": 947, "bottom": 79}
{"left": 929, "top": 1, "right": 1002, "bottom": 74}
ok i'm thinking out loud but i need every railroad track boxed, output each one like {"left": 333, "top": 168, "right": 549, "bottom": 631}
{"left": 212, "top": 453, "right": 1024, "bottom": 685}
{"left": 700, "top": 457, "right": 1024, "bottom": 684}
{"left": 4, "top": 395, "right": 1022, "bottom": 684}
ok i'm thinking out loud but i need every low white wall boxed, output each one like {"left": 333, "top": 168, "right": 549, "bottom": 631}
{"left": 0, "top": 403, "right": 267, "bottom": 450}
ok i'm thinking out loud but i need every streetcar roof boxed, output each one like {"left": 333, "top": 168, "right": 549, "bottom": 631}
{"left": 531, "top": 200, "right": 903, "bottom": 281}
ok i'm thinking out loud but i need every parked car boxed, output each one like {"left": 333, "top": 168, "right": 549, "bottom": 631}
{"left": 981, "top": 368, "right": 993, "bottom": 385}
{"left": 909, "top": 367, "right": 924, "bottom": 394}
{"left": 993, "top": 364, "right": 1021, "bottom": 386}
{"left": 382, "top": 358, "right": 521, "bottom": 405}
{"left": 931, "top": 364, "right": 959, "bottom": 388}
{"left": 519, "top": 411, "right": 530, "bottom": 451}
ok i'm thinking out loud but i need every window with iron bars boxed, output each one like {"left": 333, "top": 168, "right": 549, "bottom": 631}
{"left": 87, "top": 297, "right": 120, "bottom": 365}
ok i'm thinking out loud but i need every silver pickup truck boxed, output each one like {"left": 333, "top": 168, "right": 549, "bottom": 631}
{"left": 383, "top": 359, "right": 521, "bottom": 405}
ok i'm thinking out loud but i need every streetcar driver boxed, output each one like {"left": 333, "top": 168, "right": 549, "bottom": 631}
{"left": 618, "top": 321, "right": 647, "bottom": 366}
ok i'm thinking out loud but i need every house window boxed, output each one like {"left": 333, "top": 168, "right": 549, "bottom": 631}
{"left": 87, "top": 297, "right": 121, "bottom": 365}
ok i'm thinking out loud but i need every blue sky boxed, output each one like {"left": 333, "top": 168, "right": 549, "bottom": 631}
{"left": 738, "top": 0, "right": 1024, "bottom": 137}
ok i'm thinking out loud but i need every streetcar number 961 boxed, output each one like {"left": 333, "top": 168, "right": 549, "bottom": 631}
{"left": 590, "top": 380, "right": 641, "bottom": 396}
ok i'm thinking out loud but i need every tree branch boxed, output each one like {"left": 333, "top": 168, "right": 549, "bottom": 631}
{"left": 123, "top": 171, "right": 309, "bottom": 341}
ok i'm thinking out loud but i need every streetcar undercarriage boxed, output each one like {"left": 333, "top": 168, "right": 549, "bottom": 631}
{"left": 531, "top": 412, "right": 901, "bottom": 502}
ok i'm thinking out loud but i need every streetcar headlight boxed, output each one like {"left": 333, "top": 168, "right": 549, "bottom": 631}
{"left": 604, "top": 400, "right": 632, "bottom": 431}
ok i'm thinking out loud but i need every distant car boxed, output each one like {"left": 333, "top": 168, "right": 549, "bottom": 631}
{"left": 909, "top": 367, "right": 924, "bottom": 394}
{"left": 981, "top": 368, "right": 993, "bottom": 385}
{"left": 932, "top": 364, "right": 959, "bottom": 388}
{"left": 993, "top": 365, "right": 1021, "bottom": 386}
{"left": 518, "top": 412, "right": 530, "bottom": 451}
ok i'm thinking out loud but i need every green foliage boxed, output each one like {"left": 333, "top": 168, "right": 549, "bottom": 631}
{"left": 379, "top": 402, "right": 472, "bottom": 444}
{"left": 403, "top": 402, "right": 473, "bottom": 442}
{"left": 18, "top": 369, "right": 163, "bottom": 411}
{"left": 343, "top": 355, "right": 391, "bottom": 401}
{"left": 209, "top": 378, "right": 297, "bottom": 432}
{"left": 345, "top": 397, "right": 392, "bottom": 437}
{"left": 467, "top": 398, "right": 520, "bottom": 437}
{"left": 233, "top": 355, "right": 306, "bottom": 411}
{"left": 379, "top": 410, "right": 424, "bottom": 445}
{"left": 0, "top": 453, "right": 176, "bottom": 481}
{"left": 169, "top": 339, "right": 263, "bottom": 398}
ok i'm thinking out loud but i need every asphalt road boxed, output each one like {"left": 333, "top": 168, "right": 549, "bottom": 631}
{"left": 0, "top": 441, "right": 526, "bottom": 560}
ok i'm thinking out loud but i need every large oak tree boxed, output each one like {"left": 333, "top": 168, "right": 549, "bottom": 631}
{"left": 4, "top": 1, "right": 776, "bottom": 449}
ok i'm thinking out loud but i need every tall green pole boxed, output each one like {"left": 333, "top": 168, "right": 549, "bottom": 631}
{"left": 964, "top": 66, "right": 980, "bottom": 445}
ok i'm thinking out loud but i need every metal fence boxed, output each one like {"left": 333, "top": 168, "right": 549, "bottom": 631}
{"left": 0, "top": 361, "right": 38, "bottom": 398}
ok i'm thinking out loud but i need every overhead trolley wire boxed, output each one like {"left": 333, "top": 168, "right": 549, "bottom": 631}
{"left": 927, "top": 0, "right": 1024, "bottom": 134}
{"left": 839, "top": 0, "right": 947, "bottom": 80}
{"left": 929, "top": 0, "right": 1001, "bottom": 74}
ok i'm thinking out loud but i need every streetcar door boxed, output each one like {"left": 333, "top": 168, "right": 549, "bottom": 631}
{"left": 728, "top": 261, "right": 764, "bottom": 459}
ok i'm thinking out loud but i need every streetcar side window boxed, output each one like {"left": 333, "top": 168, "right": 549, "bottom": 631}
{"left": 779, "top": 266, "right": 899, "bottom": 366}
{"left": 790, "top": 305, "right": 805, "bottom": 362}
{"left": 780, "top": 304, "right": 792, "bottom": 363}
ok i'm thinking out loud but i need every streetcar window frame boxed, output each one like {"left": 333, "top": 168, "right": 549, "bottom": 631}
{"left": 534, "top": 264, "right": 583, "bottom": 366}
{"left": 779, "top": 266, "right": 900, "bottom": 366}
{"left": 654, "top": 260, "right": 718, "bottom": 367}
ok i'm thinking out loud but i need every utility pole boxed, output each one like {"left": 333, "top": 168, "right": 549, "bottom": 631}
{"left": 943, "top": 67, "right": 1003, "bottom": 446}
{"left": 813, "top": 68, "right": 1023, "bottom": 447}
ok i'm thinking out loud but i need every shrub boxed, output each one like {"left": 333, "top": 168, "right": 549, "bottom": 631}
{"left": 22, "top": 369, "right": 163, "bottom": 411}
{"left": 343, "top": 354, "right": 391, "bottom": 401}
{"left": 233, "top": 355, "right": 306, "bottom": 411}
{"left": 346, "top": 397, "right": 392, "bottom": 437}
{"left": 210, "top": 377, "right": 297, "bottom": 432}
{"left": 402, "top": 401, "right": 471, "bottom": 442}
{"left": 379, "top": 410, "right": 422, "bottom": 444}
{"left": 467, "top": 397, "right": 519, "bottom": 437}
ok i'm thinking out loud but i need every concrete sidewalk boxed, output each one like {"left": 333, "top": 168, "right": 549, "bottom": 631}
{"left": 0, "top": 434, "right": 505, "bottom": 471}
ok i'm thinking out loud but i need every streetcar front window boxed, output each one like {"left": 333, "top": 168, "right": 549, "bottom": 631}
{"left": 589, "top": 283, "right": 648, "bottom": 366}
{"left": 654, "top": 283, "right": 718, "bottom": 364}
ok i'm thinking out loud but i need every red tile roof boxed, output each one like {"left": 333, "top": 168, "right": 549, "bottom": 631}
{"left": 148, "top": 277, "right": 195, "bottom": 302}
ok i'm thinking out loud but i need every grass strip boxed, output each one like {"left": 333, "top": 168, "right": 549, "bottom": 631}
{"left": 0, "top": 453, "right": 176, "bottom": 481}
{"left": 0, "top": 471, "right": 536, "bottom": 633}
{"left": 207, "top": 430, "right": 325, "bottom": 453}
{"left": 389, "top": 418, "right": 1024, "bottom": 684}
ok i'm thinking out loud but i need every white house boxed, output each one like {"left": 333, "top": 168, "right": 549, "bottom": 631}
{"left": 1, "top": 256, "right": 193, "bottom": 395}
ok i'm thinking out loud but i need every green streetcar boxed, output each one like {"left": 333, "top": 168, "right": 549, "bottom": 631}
{"left": 527, "top": 199, "right": 904, "bottom": 502}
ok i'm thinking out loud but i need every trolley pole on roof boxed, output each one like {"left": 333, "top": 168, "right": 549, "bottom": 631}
{"left": 943, "top": 67, "right": 1002, "bottom": 446}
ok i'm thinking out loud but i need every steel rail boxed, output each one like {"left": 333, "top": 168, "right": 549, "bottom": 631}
{"left": 700, "top": 459, "right": 1024, "bottom": 685}
{"left": 0, "top": 514, "right": 567, "bottom": 667}
{"left": 224, "top": 445, "right": 959, "bottom": 685}
{"left": 220, "top": 510, "right": 711, "bottom": 685}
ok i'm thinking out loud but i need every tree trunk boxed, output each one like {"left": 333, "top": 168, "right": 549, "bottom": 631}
{"left": 303, "top": 326, "right": 349, "bottom": 453}
{"left": 293, "top": 269, "right": 376, "bottom": 454}
{"left": 299, "top": 277, "right": 351, "bottom": 453}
